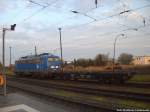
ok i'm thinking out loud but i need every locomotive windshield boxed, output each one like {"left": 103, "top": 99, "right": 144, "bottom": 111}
{"left": 48, "top": 57, "right": 60, "bottom": 62}
{"left": 47, "top": 55, "right": 61, "bottom": 71}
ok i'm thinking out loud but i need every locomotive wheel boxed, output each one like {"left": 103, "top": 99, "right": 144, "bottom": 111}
{"left": 0, "top": 75, "right": 4, "bottom": 86}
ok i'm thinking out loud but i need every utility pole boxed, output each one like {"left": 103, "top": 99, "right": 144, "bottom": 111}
{"left": 1, "top": 24, "right": 16, "bottom": 96}
{"left": 95, "top": 0, "right": 98, "bottom": 8}
{"left": 35, "top": 46, "right": 37, "bottom": 56}
{"left": 2, "top": 28, "right": 6, "bottom": 96}
{"left": 58, "top": 28, "right": 63, "bottom": 72}
{"left": 9, "top": 46, "right": 12, "bottom": 67}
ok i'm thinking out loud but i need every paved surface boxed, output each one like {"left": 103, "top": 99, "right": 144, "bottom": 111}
{"left": 0, "top": 87, "right": 101, "bottom": 112}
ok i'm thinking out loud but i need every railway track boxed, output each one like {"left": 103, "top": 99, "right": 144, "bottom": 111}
{"left": 7, "top": 76, "right": 150, "bottom": 102}
{"left": 72, "top": 80, "right": 150, "bottom": 88}
{"left": 11, "top": 74, "right": 150, "bottom": 88}
{"left": 125, "top": 82, "right": 150, "bottom": 88}
{"left": 6, "top": 76, "right": 150, "bottom": 111}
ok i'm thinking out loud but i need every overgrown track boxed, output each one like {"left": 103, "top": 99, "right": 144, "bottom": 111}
{"left": 125, "top": 82, "right": 150, "bottom": 88}
{"left": 7, "top": 76, "right": 150, "bottom": 102}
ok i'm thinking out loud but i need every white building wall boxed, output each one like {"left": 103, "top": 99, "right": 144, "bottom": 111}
{"left": 133, "top": 56, "right": 150, "bottom": 65}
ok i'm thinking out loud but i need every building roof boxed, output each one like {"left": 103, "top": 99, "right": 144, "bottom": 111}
{"left": 134, "top": 56, "right": 150, "bottom": 58}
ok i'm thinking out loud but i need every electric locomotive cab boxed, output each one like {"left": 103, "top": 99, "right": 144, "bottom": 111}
{"left": 48, "top": 55, "right": 61, "bottom": 72}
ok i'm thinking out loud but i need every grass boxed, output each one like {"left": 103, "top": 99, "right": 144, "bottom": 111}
{"left": 128, "top": 74, "right": 150, "bottom": 83}
{"left": 5, "top": 70, "right": 13, "bottom": 75}
{"left": 53, "top": 90, "right": 104, "bottom": 102}
{"left": 9, "top": 77, "right": 150, "bottom": 109}
{"left": 48, "top": 80, "right": 150, "bottom": 94}
{"left": 44, "top": 79, "right": 150, "bottom": 95}
{"left": 116, "top": 99, "right": 150, "bottom": 109}
{"left": 50, "top": 89, "right": 150, "bottom": 109}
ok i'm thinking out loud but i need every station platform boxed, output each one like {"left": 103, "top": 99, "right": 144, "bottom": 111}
{"left": 0, "top": 87, "right": 85, "bottom": 112}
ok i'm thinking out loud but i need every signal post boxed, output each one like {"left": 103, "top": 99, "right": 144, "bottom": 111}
{"left": 1, "top": 24, "right": 16, "bottom": 96}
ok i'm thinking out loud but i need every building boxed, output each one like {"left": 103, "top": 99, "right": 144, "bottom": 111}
{"left": 133, "top": 56, "right": 150, "bottom": 65}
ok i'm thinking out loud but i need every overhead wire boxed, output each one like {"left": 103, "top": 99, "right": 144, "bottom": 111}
{"left": 17, "top": 0, "right": 60, "bottom": 25}
{"left": 1, "top": 1, "right": 149, "bottom": 56}
{"left": 65, "top": 1, "right": 150, "bottom": 47}
{"left": 145, "top": 0, "right": 150, "bottom": 3}
{"left": 96, "top": 4, "right": 150, "bottom": 21}
{"left": 85, "top": 0, "right": 102, "bottom": 13}
{"left": 0, "top": 0, "right": 62, "bottom": 32}
{"left": 71, "top": 23, "right": 150, "bottom": 46}
{"left": 94, "top": 23, "right": 150, "bottom": 39}
{"left": 6, "top": 4, "right": 30, "bottom": 25}
{"left": 54, "top": 0, "right": 103, "bottom": 28}
{"left": 54, "top": 1, "right": 102, "bottom": 27}
{"left": 28, "top": 0, "right": 47, "bottom": 7}
{"left": 2, "top": 1, "right": 150, "bottom": 32}
{"left": 62, "top": 4, "right": 150, "bottom": 30}
{"left": 62, "top": 17, "right": 131, "bottom": 30}
{"left": 131, "top": 11, "right": 150, "bottom": 26}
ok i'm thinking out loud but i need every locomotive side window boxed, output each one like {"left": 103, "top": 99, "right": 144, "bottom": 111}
{"left": 48, "top": 58, "right": 53, "bottom": 62}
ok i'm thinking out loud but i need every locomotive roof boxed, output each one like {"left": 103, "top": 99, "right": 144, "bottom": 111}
{"left": 19, "top": 53, "right": 59, "bottom": 60}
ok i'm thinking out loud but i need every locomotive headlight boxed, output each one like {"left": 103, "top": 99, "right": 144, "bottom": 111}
{"left": 51, "top": 65, "right": 59, "bottom": 69}
{"left": 51, "top": 66, "right": 55, "bottom": 68}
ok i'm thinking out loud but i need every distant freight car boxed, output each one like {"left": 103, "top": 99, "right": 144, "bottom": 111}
{"left": 15, "top": 53, "right": 61, "bottom": 77}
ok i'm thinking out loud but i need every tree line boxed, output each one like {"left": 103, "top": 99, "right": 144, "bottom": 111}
{"left": 0, "top": 53, "right": 133, "bottom": 68}
{"left": 73, "top": 53, "right": 133, "bottom": 67}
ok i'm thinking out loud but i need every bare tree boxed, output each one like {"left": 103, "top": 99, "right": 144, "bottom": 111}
{"left": 118, "top": 53, "right": 133, "bottom": 65}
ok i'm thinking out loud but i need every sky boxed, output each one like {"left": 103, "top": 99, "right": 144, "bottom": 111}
{"left": 0, "top": 0, "right": 150, "bottom": 65}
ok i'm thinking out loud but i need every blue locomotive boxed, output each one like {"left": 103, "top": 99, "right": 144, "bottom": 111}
{"left": 15, "top": 53, "right": 62, "bottom": 77}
